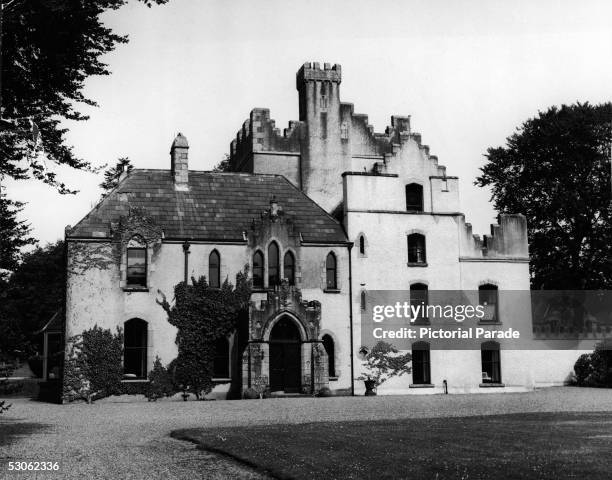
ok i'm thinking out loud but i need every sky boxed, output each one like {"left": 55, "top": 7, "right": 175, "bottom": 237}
{"left": 5, "top": 0, "right": 612, "bottom": 246}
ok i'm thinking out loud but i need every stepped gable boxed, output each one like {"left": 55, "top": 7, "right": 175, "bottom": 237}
{"left": 67, "top": 170, "right": 347, "bottom": 243}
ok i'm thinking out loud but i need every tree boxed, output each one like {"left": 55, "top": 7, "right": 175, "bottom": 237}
{"left": 357, "top": 341, "right": 412, "bottom": 387}
{"left": 0, "top": 192, "right": 35, "bottom": 277}
{"left": 157, "top": 269, "right": 251, "bottom": 399}
{"left": 100, "top": 157, "right": 133, "bottom": 193}
{"left": 1, "top": 0, "right": 169, "bottom": 193}
{"left": 476, "top": 102, "right": 612, "bottom": 289}
{"left": 212, "top": 154, "right": 231, "bottom": 172}
{"left": 0, "top": 241, "right": 64, "bottom": 357}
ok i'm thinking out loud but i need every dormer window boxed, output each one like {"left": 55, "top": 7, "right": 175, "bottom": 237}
{"left": 406, "top": 183, "right": 423, "bottom": 212}
{"left": 126, "top": 236, "right": 147, "bottom": 287}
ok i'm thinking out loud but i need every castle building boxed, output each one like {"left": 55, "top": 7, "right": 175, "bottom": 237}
{"left": 64, "top": 62, "right": 581, "bottom": 398}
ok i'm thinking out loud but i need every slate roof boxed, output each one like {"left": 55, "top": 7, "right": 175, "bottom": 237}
{"left": 68, "top": 170, "right": 348, "bottom": 243}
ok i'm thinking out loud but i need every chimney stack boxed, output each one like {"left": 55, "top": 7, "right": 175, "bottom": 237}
{"left": 170, "top": 133, "right": 189, "bottom": 191}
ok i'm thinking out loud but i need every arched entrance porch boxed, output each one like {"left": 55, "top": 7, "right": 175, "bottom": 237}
{"left": 269, "top": 316, "right": 301, "bottom": 392}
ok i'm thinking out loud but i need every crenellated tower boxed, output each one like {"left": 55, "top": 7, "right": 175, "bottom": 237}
{"left": 295, "top": 62, "right": 348, "bottom": 212}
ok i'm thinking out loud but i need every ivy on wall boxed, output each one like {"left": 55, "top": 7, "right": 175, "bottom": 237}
{"left": 63, "top": 326, "right": 123, "bottom": 403}
{"left": 157, "top": 268, "right": 251, "bottom": 399}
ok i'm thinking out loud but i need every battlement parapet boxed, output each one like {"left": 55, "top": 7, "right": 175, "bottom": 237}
{"left": 296, "top": 62, "right": 342, "bottom": 88}
{"left": 230, "top": 107, "right": 303, "bottom": 170}
{"left": 460, "top": 214, "right": 528, "bottom": 259}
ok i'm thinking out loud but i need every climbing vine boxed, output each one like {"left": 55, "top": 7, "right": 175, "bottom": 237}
{"left": 157, "top": 267, "right": 251, "bottom": 399}
{"left": 63, "top": 326, "right": 123, "bottom": 402}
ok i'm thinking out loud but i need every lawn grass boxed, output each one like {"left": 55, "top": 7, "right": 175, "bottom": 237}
{"left": 0, "top": 421, "right": 49, "bottom": 447}
{"left": 173, "top": 412, "right": 612, "bottom": 479}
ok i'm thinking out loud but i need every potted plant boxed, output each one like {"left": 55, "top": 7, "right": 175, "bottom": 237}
{"left": 357, "top": 341, "right": 412, "bottom": 396}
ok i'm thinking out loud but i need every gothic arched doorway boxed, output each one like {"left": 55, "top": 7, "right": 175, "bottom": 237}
{"left": 269, "top": 316, "right": 302, "bottom": 392}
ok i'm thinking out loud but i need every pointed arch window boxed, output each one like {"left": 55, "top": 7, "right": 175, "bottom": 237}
{"left": 124, "top": 318, "right": 147, "bottom": 379}
{"left": 209, "top": 250, "right": 220, "bottom": 288}
{"left": 253, "top": 251, "right": 264, "bottom": 289}
{"left": 406, "top": 183, "right": 423, "bottom": 212}
{"left": 408, "top": 233, "right": 426, "bottom": 264}
{"left": 268, "top": 242, "right": 280, "bottom": 287}
{"left": 326, "top": 252, "right": 337, "bottom": 290}
{"left": 283, "top": 251, "right": 295, "bottom": 286}
{"left": 322, "top": 334, "right": 336, "bottom": 377}
{"left": 481, "top": 341, "right": 501, "bottom": 384}
{"left": 412, "top": 342, "right": 431, "bottom": 385}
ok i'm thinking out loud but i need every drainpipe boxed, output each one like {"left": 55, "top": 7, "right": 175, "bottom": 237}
{"left": 348, "top": 242, "right": 355, "bottom": 396}
{"left": 182, "top": 240, "right": 191, "bottom": 284}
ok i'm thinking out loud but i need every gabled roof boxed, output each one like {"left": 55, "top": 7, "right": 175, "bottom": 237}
{"left": 68, "top": 170, "right": 347, "bottom": 244}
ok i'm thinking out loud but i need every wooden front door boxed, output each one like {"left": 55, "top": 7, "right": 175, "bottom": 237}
{"left": 269, "top": 317, "right": 301, "bottom": 392}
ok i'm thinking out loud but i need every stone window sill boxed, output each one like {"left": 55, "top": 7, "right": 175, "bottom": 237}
{"left": 123, "top": 287, "right": 149, "bottom": 292}
{"left": 324, "top": 288, "right": 341, "bottom": 294}
{"left": 121, "top": 379, "right": 149, "bottom": 383}
{"left": 409, "top": 383, "right": 435, "bottom": 388}
{"left": 329, "top": 376, "right": 339, "bottom": 382}
{"left": 479, "top": 383, "right": 505, "bottom": 388}
{"left": 212, "top": 378, "right": 231, "bottom": 383}
{"left": 407, "top": 262, "right": 428, "bottom": 268}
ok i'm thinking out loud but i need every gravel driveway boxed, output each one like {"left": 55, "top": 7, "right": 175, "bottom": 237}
{"left": 1, "top": 387, "right": 611, "bottom": 479}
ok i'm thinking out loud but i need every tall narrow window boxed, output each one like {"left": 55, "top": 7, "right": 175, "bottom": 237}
{"left": 209, "top": 250, "right": 220, "bottom": 288}
{"left": 410, "top": 283, "right": 429, "bottom": 324}
{"left": 340, "top": 122, "right": 349, "bottom": 140}
{"left": 407, "top": 234, "right": 426, "bottom": 264}
{"left": 322, "top": 334, "right": 336, "bottom": 377}
{"left": 213, "top": 337, "right": 230, "bottom": 378}
{"left": 481, "top": 341, "right": 501, "bottom": 384}
{"left": 124, "top": 318, "right": 147, "bottom": 378}
{"left": 268, "top": 242, "right": 279, "bottom": 287}
{"left": 479, "top": 284, "right": 499, "bottom": 322}
{"left": 405, "top": 183, "right": 424, "bottom": 212}
{"left": 283, "top": 251, "right": 295, "bottom": 286}
{"left": 127, "top": 248, "right": 147, "bottom": 287}
{"left": 359, "top": 235, "right": 366, "bottom": 255}
{"left": 412, "top": 342, "right": 431, "bottom": 385}
{"left": 326, "top": 252, "right": 337, "bottom": 290}
{"left": 253, "top": 251, "right": 264, "bottom": 289}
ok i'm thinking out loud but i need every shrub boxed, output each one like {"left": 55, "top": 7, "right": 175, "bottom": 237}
{"left": 317, "top": 387, "right": 332, "bottom": 397}
{"left": 574, "top": 345, "right": 612, "bottom": 387}
{"left": 63, "top": 326, "right": 123, "bottom": 402}
{"left": 574, "top": 353, "right": 593, "bottom": 385}
{"left": 0, "top": 375, "right": 12, "bottom": 414}
{"left": 145, "top": 356, "right": 175, "bottom": 401}
{"left": 243, "top": 387, "right": 259, "bottom": 399}
{"left": 27, "top": 355, "right": 44, "bottom": 378}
